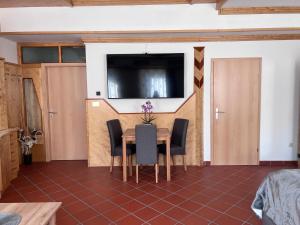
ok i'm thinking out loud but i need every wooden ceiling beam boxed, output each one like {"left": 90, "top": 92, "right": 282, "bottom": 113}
{"left": 216, "top": 0, "right": 227, "bottom": 10}
{"left": 219, "top": 6, "right": 300, "bottom": 15}
{"left": 81, "top": 34, "right": 300, "bottom": 43}
{"left": 0, "top": 0, "right": 216, "bottom": 7}
{"left": 70, "top": 0, "right": 215, "bottom": 6}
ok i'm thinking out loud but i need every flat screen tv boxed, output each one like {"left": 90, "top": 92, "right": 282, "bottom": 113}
{"left": 107, "top": 53, "right": 184, "bottom": 99}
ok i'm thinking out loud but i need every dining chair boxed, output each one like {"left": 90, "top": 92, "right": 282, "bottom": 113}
{"left": 135, "top": 124, "right": 159, "bottom": 184}
{"left": 158, "top": 118, "right": 189, "bottom": 171}
{"left": 107, "top": 119, "right": 135, "bottom": 173}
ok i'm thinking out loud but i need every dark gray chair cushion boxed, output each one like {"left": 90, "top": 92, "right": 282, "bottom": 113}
{"left": 136, "top": 124, "right": 158, "bottom": 165}
{"left": 107, "top": 119, "right": 135, "bottom": 156}
{"left": 158, "top": 143, "right": 184, "bottom": 155}
{"left": 114, "top": 144, "right": 136, "bottom": 156}
{"left": 158, "top": 118, "right": 189, "bottom": 155}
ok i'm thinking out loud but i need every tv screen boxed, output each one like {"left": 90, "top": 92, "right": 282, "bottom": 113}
{"left": 107, "top": 53, "right": 184, "bottom": 99}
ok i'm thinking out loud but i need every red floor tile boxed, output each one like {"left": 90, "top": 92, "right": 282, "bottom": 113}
{"left": 56, "top": 215, "right": 79, "bottom": 225}
{"left": 196, "top": 206, "right": 222, "bottom": 221}
{"left": 181, "top": 214, "right": 210, "bottom": 225}
{"left": 71, "top": 208, "right": 98, "bottom": 222}
{"left": 121, "top": 200, "right": 145, "bottom": 212}
{"left": 148, "top": 214, "right": 177, "bottom": 225}
{"left": 150, "top": 200, "right": 174, "bottom": 213}
{"left": 179, "top": 200, "right": 203, "bottom": 212}
{"left": 163, "top": 194, "right": 185, "bottom": 205}
{"left": 214, "top": 214, "right": 244, "bottom": 225}
{"left": 225, "top": 206, "right": 252, "bottom": 221}
{"left": 92, "top": 200, "right": 116, "bottom": 213}
{"left": 136, "top": 193, "right": 159, "bottom": 205}
{"left": 102, "top": 206, "right": 128, "bottom": 222}
{"left": 164, "top": 206, "right": 190, "bottom": 221}
{"left": 83, "top": 215, "right": 111, "bottom": 225}
{"left": 117, "top": 215, "right": 144, "bottom": 225}
{"left": 2, "top": 161, "right": 294, "bottom": 225}
{"left": 134, "top": 207, "right": 159, "bottom": 221}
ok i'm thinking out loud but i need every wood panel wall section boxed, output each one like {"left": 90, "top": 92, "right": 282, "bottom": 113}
{"left": 194, "top": 47, "right": 204, "bottom": 165}
{"left": 86, "top": 93, "right": 201, "bottom": 167}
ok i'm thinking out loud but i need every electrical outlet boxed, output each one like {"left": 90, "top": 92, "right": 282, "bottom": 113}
{"left": 96, "top": 91, "right": 101, "bottom": 96}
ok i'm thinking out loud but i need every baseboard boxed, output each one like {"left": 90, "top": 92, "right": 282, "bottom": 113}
{"left": 202, "top": 161, "right": 298, "bottom": 166}
{"left": 259, "top": 161, "right": 298, "bottom": 166}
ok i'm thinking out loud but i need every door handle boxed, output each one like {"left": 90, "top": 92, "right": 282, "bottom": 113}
{"left": 215, "top": 107, "right": 225, "bottom": 120}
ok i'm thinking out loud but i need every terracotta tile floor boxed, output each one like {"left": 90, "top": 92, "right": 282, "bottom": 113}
{"left": 0, "top": 161, "right": 296, "bottom": 225}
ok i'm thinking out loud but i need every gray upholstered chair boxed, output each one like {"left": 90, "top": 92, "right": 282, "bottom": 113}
{"left": 158, "top": 118, "right": 189, "bottom": 171}
{"left": 135, "top": 124, "right": 159, "bottom": 184}
{"left": 107, "top": 119, "right": 135, "bottom": 173}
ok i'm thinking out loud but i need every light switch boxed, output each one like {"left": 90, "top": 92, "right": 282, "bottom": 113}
{"left": 92, "top": 101, "right": 100, "bottom": 107}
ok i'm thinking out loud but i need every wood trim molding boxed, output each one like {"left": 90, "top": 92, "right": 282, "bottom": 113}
{"left": 81, "top": 34, "right": 300, "bottom": 43}
{"left": 18, "top": 42, "right": 83, "bottom": 47}
{"left": 216, "top": 0, "right": 227, "bottom": 10}
{"left": 0, "top": 0, "right": 216, "bottom": 8}
{"left": 86, "top": 92, "right": 196, "bottom": 115}
{"left": 2, "top": 27, "right": 300, "bottom": 36}
{"left": 219, "top": 7, "right": 300, "bottom": 15}
{"left": 1, "top": 28, "right": 300, "bottom": 44}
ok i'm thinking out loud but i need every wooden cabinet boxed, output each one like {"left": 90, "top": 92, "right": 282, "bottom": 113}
{"left": 10, "top": 132, "right": 20, "bottom": 180}
{"left": 0, "top": 133, "right": 11, "bottom": 193}
{"left": 0, "top": 129, "right": 20, "bottom": 197}
{"left": 0, "top": 58, "right": 22, "bottom": 196}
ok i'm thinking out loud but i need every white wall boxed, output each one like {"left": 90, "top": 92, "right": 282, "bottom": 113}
{"left": 1, "top": 4, "right": 300, "bottom": 31}
{"left": 0, "top": 37, "right": 17, "bottom": 63}
{"left": 86, "top": 40, "right": 300, "bottom": 161}
{"left": 203, "top": 41, "right": 300, "bottom": 161}
{"left": 85, "top": 43, "right": 194, "bottom": 112}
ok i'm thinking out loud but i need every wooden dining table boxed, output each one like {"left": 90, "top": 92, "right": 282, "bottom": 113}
{"left": 122, "top": 128, "right": 171, "bottom": 182}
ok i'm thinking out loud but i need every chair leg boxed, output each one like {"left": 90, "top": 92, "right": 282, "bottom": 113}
{"left": 183, "top": 155, "right": 187, "bottom": 171}
{"left": 155, "top": 164, "right": 158, "bottom": 183}
{"left": 128, "top": 155, "right": 132, "bottom": 176}
{"left": 172, "top": 155, "right": 175, "bottom": 166}
{"left": 110, "top": 156, "right": 114, "bottom": 173}
{"left": 136, "top": 165, "right": 139, "bottom": 184}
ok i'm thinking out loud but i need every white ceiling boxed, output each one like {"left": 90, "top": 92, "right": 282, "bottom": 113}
{"left": 223, "top": 0, "right": 300, "bottom": 8}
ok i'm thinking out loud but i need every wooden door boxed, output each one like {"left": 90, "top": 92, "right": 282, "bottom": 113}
{"left": 211, "top": 58, "right": 261, "bottom": 165}
{"left": 47, "top": 65, "right": 87, "bottom": 160}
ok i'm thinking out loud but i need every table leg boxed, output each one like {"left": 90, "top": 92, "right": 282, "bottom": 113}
{"left": 49, "top": 214, "right": 56, "bottom": 225}
{"left": 122, "top": 137, "right": 127, "bottom": 182}
{"left": 166, "top": 137, "right": 171, "bottom": 181}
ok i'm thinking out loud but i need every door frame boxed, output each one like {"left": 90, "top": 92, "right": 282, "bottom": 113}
{"left": 210, "top": 58, "right": 262, "bottom": 165}
{"left": 41, "top": 63, "right": 86, "bottom": 162}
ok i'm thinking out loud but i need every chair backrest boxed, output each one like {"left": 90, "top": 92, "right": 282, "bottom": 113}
{"left": 171, "top": 118, "right": 189, "bottom": 148}
{"left": 135, "top": 124, "right": 157, "bottom": 165}
{"left": 107, "top": 119, "right": 122, "bottom": 155}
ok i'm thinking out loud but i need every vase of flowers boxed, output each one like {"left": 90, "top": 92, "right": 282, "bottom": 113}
{"left": 141, "top": 100, "right": 156, "bottom": 124}
{"left": 18, "top": 129, "right": 43, "bottom": 165}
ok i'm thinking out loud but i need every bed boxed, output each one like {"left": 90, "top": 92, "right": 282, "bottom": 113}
{"left": 251, "top": 169, "right": 300, "bottom": 225}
